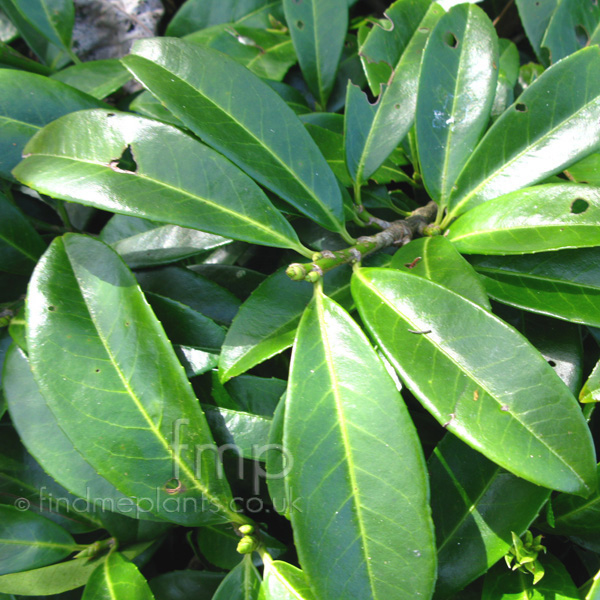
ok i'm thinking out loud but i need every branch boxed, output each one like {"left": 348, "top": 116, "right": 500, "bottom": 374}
{"left": 287, "top": 201, "right": 439, "bottom": 282}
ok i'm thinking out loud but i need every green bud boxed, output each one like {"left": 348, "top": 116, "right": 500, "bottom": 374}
{"left": 239, "top": 524, "right": 254, "bottom": 536}
{"left": 236, "top": 535, "right": 258, "bottom": 554}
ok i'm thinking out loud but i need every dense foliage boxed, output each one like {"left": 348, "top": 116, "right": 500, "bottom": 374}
{"left": 0, "top": 0, "right": 600, "bottom": 598}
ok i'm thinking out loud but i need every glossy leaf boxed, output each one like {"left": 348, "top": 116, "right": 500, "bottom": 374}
{"left": 0, "top": 192, "right": 46, "bottom": 275}
{"left": 213, "top": 557, "right": 261, "bottom": 600}
{"left": 26, "top": 234, "right": 238, "bottom": 525}
{"left": 447, "top": 46, "right": 600, "bottom": 220}
{"left": 491, "top": 39, "right": 519, "bottom": 119}
{"left": 541, "top": 0, "right": 600, "bottom": 64}
{"left": 4, "top": 346, "right": 156, "bottom": 522}
{"left": 0, "top": 541, "right": 151, "bottom": 596}
{"left": 8, "top": 0, "right": 74, "bottom": 54}
{"left": 283, "top": 0, "right": 347, "bottom": 108}
{"left": 122, "top": 39, "right": 348, "bottom": 237}
{"left": 136, "top": 266, "right": 240, "bottom": 326}
{"left": 469, "top": 248, "right": 600, "bottom": 327}
{"left": 82, "top": 551, "right": 155, "bottom": 600}
{"left": 0, "top": 505, "right": 76, "bottom": 575}
{"left": 389, "top": 236, "right": 491, "bottom": 309}
{"left": 0, "top": 70, "right": 104, "bottom": 180}
{"left": 13, "top": 110, "right": 306, "bottom": 254}
{"left": 430, "top": 433, "right": 549, "bottom": 598}
{"left": 482, "top": 553, "right": 579, "bottom": 600}
{"left": 448, "top": 184, "right": 600, "bottom": 254}
{"left": 166, "top": 0, "right": 284, "bottom": 38}
{"left": 352, "top": 267, "right": 597, "bottom": 495}
{"left": 219, "top": 265, "right": 352, "bottom": 382}
{"left": 265, "top": 397, "right": 289, "bottom": 518}
{"left": 285, "top": 287, "right": 436, "bottom": 600}
{"left": 50, "top": 59, "right": 132, "bottom": 99}
{"left": 416, "top": 4, "right": 498, "bottom": 206}
{"left": 186, "top": 25, "right": 297, "bottom": 81}
{"left": 0, "top": 41, "right": 51, "bottom": 74}
{"left": 258, "top": 558, "right": 315, "bottom": 600}
{"left": 587, "top": 570, "right": 600, "bottom": 600}
{"left": 129, "top": 91, "right": 185, "bottom": 128}
{"left": 581, "top": 360, "right": 600, "bottom": 404}
{"left": 566, "top": 152, "right": 600, "bottom": 186}
{"left": 346, "top": 2, "right": 444, "bottom": 185}
{"left": 515, "top": 0, "right": 557, "bottom": 63}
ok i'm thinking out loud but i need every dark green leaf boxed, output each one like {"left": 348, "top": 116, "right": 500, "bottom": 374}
{"left": 0, "top": 541, "right": 152, "bottom": 596}
{"left": 149, "top": 571, "right": 225, "bottom": 600}
{"left": 352, "top": 267, "right": 597, "bottom": 495}
{"left": 265, "top": 397, "right": 288, "bottom": 519}
{"left": 515, "top": 0, "right": 557, "bottom": 63}
{"left": 430, "top": 433, "right": 549, "bottom": 598}
{"left": 258, "top": 558, "right": 315, "bottom": 600}
{"left": 13, "top": 110, "right": 306, "bottom": 254}
{"left": 0, "top": 505, "right": 76, "bottom": 575}
{"left": 283, "top": 0, "right": 347, "bottom": 108}
{"left": 82, "top": 551, "right": 155, "bottom": 600}
{"left": 416, "top": 4, "right": 498, "bottom": 206}
{"left": 50, "top": 59, "right": 132, "bottom": 99}
{"left": 26, "top": 234, "right": 238, "bottom": 525}
{"left": 0, "top": 192, "right": 46, "bottom": 275}
{"left": 188, "top": 265, "right": 265, "bottom": 300}
{"left": 0, "top": 70, "right": 104, "bottom": 180}
{"left": 213, "top": 557, "right": 261, "bottom": 600}
{"left": 469, "top": 248, "right": 600, "bottom": 328}
{"left": 122, "top": 39, "right": 349, "bottom": 238}
{"left": 285, "top": 287, "right": 436, "bottom": 599}
{"left": 447, "top": 47, "right": 600, "bottom": 221}
{"left": 448, "top": 184, "right": 600, "bottom": 254}
{"left": 218, "top": 265, "right": 352, "bottom": 382}
{"left": 491, "top": 39, "right": 519, "bottom": 119}
{"left": 389, "top": 236, "right": 491, "bottom": 309}
{"left": 166, "top": 0, "right": 284, "bottom": 38}
{"left": 345, "top": 2, "right": 444, "bottom": 185}
{"left": 0, "top": 41, "right": 51, "bottom": 74}
{"left": 136, "top": 266, "right": 240, "bottom": 326}
{"left": 175, "top": 346, "right": 219, "bottom": 378}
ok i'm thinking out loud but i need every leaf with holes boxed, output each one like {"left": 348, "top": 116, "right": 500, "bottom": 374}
{"left": 390, "top": 231, "right": 491, "bottom": 310}
{"left": 352, "top": 267, "right": 597, "bottom": 495}
{"left": 122, "top": 39, "right": 349, "bottom": 239}
{"left": 446, "top": 46, "right": 600, "bottom": 221}
{"left": 447, "top": 184, "right": 600, "bottom": 254}
{"left": 345, "top": 2, "right": 444, "bottom": 185}
{"left": 0, "top": 505, "right": 77, "bottom": 575}
{"left": 81, "top": 552, "right": 155, "bottom": 600}
{"left": 25, "top": 234, "right": 241, "bottom": 526}
{"left": 470, "top": 248, "right": 600, "bottom": 328}
{"left": 416, "top": 4, "right": 498, "bottom": 207}
{"left": 429, "top": 433, "right": 549, "bottom": 599}
{"left": 285, "top": 286, "right": 436, "bottom": 600}
{"left": 13, "top": 109, "right": 307, "bottom": 255}
{"left": 283, "top": 0, "right": 347, "bottom": 109}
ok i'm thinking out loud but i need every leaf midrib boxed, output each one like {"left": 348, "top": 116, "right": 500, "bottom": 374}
{"left": 475, "top": 265, "right": 600, "bottom": 291}
{"left": 0, "top": 537, "right": 75, "bottom": 551}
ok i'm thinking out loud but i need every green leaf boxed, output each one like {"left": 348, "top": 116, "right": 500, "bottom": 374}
{"left": 285, "top": 287, "right": 436, "bottom": 599}
{"left": 283, "top": 0, "right": 347, "bottom": 108}
{"left": 0, "top": 41, "right": 51, "bottom": 74}
{"left": 469, "top": 248, "right": 600, "bottom": 328}
{"left": 122, "top": 39, "right": 349, "bottom": 238}
{"left": 212, "top": 373, "right": 284, "bottom": 416}
{"left": 82, "top": 551, "right": 155, "bottom": 600}
{"left": 566, "top": 152, "right": 600, "bottom": 186}
{"left": 587, "top": 569, "right": 600, "bottom": 600}
{"left": 447, "top": 46, "right": 600, "bottom": 221}
{"left": 447, "top": 184, "right": 600, "bottom": 254}
{"left": 0, "top": 192, "right": 46, "bottom": 275}
{"left": 0, "top": 541, "right": 152, "bottom": 596}
{"left": 50, "top": 59, "right": 132, "bottom": 99}
{"left": 13, "top": 110, "right": 306, "bottom": 254}
{"left": 213, "top": 557, "right": 261, "bottom": 600}
{"left": 7, "top": 0, "right": 74, "bottom": 55}
{"left": 136, "top": 266, "right": 240, "bottom": 326}
{"left": 218, "top": 265, "right": 352, "bottom": 382}
{"left": 0, "top": 70, "right": 104, "bottom": 180}
{"left": 515, "top": 0, "right": 557, "bottom": 64}
{"left": 166, "top": 0, "right": 284, "bottom": 38}
{"left": 185, "top": 25, "right": 297, "bottom": 81}
{"left": 581, "top": 359, "right": 600, "bottom": 404}
{"left": 541, "top": 0, "right": 600, "bottom": 64}
{"left": 345, "top": 2, "right": 444, "bottom": 185}
{"left": 430, "top": 433, "right": 550, "bottom": 598}
{"left": 491, "top": 40, "right": 519, "bottom": 119}
{"left": 26, "top": 234, "right": 239, "bottom": 525}
{"left": 258, "top": 558, "right": 315, "bottom": 600}
{"left": 3, "top": 345, "right": 156, "bottom": 522}
{"left": 149, "top": 571, "right": 225, "bottom": 600}
{"left": 265, "top": 397, "right": 289, "bottom": 519}
{"left": 482, "top": 553, "right": 579, "bottom": 600}
{"left": 416, "top": 4, "right": 498, "bottom": 206}
{"left": 541, "top": 464, "right": 600, "bottom": 536}
{"left": 189, "top": 265, "right": 265, "bottom": 301}
{"left": 352, "top": 267, "right": 597, "bottom": 495}
{"left": 389, "top": 236, "right": 491, "bottom": 309}
{"left": 0, "top": 505, "right": 76, "bottom": 575}
{"left": 129, "top": 91, "right": 185, "bottom": 128}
